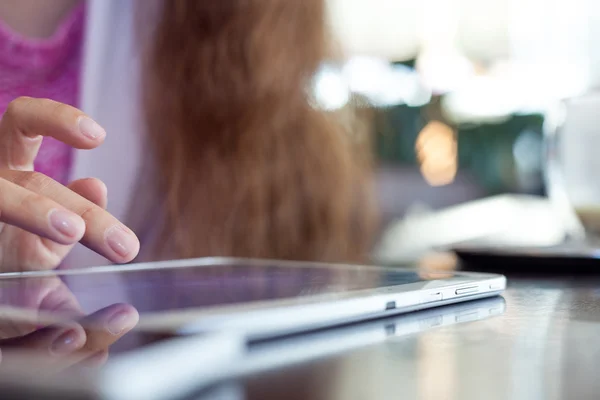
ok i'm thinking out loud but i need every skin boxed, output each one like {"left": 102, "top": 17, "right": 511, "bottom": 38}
{"left": 0, "top": 97, "right": 142, "bottom": 365}
{"left": 0, "top": 0, "right": 80, "bottom": 38}
{"left": 0, "top": 97, "right": 141, "bottom": 271}
{"left": 0, "top": 271, "right": 139, "bottom": 371}
{"left": 0, "top": 1, "right": 141, "bottom": 365}
{"left": 0, "top": 1, "right": 140, "bottom": 271}
{"left": 0, "top": 276, "right": 140, "bottom": 370}
{"left": 0, "top": 97, "right": 142, "bottom": 359}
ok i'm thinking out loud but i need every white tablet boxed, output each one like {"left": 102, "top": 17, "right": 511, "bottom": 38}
{"left": 0, "top": 257, "right": 506, "bottom": 340}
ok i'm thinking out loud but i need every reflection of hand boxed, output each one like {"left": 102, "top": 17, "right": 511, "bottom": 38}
{"left": 418, "top": 252, "right": 458, "bottom": 280}
{"left": 0, "top": 97, "right": 140, "bottom": 271}
{"left": 0, "top": 276, "right": 139, "bottom": 372}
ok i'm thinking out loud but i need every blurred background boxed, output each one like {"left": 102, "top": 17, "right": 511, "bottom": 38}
{"left": 318, "top": 0, "right": 600, "bottom": 262}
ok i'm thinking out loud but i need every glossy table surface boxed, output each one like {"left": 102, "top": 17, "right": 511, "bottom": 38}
{"left": 204, "top": 274, "right": 600, "bottom": 400}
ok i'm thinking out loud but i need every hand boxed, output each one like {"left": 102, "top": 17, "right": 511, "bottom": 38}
{"left": 0, "top": 275, "right": 139, "bottom": 372}
{"left": 0, "top": 97, "right": 140, "bottom": 271}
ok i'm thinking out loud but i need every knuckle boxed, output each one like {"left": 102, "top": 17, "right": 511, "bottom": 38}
{"left": 79, "top": 203, "right": 103, "bottom": 222}
{"left": 3, "top": 97, "right": 33, "bottom": 124}
{"left": 12, "top": 171, "right": 54, "bottom": 192}
{"left": 48, "top": 99, "right": 69, "bottom": 118}
{"left": 3, "top": 97, "right": 75, "bottom": 127}
{"left": 18, "top": 192, "right": 48, "bottom": 211}
{"left": 6, "top": 97, "right": 33, "bottom": 115}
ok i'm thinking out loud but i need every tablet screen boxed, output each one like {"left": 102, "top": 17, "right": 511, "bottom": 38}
{"left": 68, "top": 263, "right": 425, "bottom": 312}
{"left": 0, "top": 260, "right": 467, "bottom": 317}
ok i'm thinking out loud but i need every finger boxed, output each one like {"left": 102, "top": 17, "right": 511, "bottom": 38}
{"left": 0, "top": 276, "right": 79, "bottom": 336}
{"left": 32, "top": 178, "right": 109, "bottom": 268}
{"left": 77, "top": 303, "right": 139, "bottom": 353}
{"left": 0, "top": 304, "right": 137, "bottom": 369}
{"left": 67, "top": 178, "right": 108, "bottom": 210}
{"left": 37, "top": 279, "right": 84, "bottom": 317}
{"left": 0, "top": 97, "right": 106, "bottom": 170}
{"left": 0, "top": 323, "right": 88, "bottom": 374}
{"left": 2, "top": 171, "right": 139, "bottom": 263}
{"left": 0, "top": 322, "right": 86, "bottom": 356}
{"left": 49, "top": 304, "right": 138, "bottom": 368}
{"left": 33, "top": 178, "right": 108, "bottom": 269}
{"left": 0, "top": 177, "right": 85, "bottom": 246}
{"left": 7, "top": 304, "right": 139, "bottom": 371}
{"left": 81, "top": 350, "right": 109, "bottom": 368}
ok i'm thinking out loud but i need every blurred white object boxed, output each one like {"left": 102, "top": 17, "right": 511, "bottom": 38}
{"left": 327, "top": 0, "right": 510, "bottom": 62}
{"left": 374, "top": 195, "right": 574, "bottom": 264}
{"left": 342, "top": 57, "right": 431, "bottom": 107}
{"left": 327, "top": 0, "right": 599, "bottom": 121}
{"left": 442, "top": 61, "right": 590, "bottom": 124}
{"left": 312, "top": 64, "right": 350, "bottom": 110}
{"left": 509, "top": 0, "right": 591, "bottom": 86}
{"left": 327, "top": 0, "right": 420, "bottom": 61}
{"left": 312, "top": 57, "right": 431, "bottom": 109}
{"left": 545, "top": 91, "right": 600, "bottom": 236}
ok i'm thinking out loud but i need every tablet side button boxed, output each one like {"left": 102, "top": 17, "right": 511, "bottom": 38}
{"left": 455, "top": 286, "right": 478, "bottom": 295}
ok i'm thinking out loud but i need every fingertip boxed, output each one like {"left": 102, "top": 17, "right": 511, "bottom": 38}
{"left": 92, "top": 178, "right": 108, "bottom": 209}
{"left": 106, "top": 304, "right": 139, "bottom": 335}
{"left": 105, "top": 226, "right": 140, "bottom": 264}
{"left": 77, "top": 116, "right": 106, "bottom": 147}
{"left": 49, "top": 324, "right": 87, "bottom": 356}
{"left": 68, "top": 178, "right": 108, "bottom": 209}
{"left": 48, "top": 209, "right": 86, "bottom": 245}
{"left": 95, "top": 179, "right": 108, "bottom": 199}
{"left": 78, "top": 303, "right": 139, "bottom": 351}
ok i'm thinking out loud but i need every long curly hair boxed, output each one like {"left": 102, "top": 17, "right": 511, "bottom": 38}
{"left": 138, "top": 0, "right": 377, "bottom": 263}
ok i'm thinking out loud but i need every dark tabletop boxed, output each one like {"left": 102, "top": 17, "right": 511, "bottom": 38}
{"left": 201, "top": 274, "right": 600, "bottom": 400}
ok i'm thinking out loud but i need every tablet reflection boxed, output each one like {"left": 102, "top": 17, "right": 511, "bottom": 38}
{"left": 0, "top": 275, "right": 139, "bottom": 374}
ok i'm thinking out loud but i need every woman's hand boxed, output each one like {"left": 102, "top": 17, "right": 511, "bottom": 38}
{"left": 0, "top": 275, "right": 139, "bottom": 372}
{"left": 0, "top": 303, "right": 139, "bottom": 372}
{"left": 0, "top": 97, "right": 140, "bottom": 271}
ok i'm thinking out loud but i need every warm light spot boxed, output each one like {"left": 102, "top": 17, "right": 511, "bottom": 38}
{"left": 415, "top": 121, "right": 457, "bottom": 186}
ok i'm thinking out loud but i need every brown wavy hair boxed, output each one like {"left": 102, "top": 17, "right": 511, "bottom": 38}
{"left": 139, "top": 0, "right": 377, "bottom": 263}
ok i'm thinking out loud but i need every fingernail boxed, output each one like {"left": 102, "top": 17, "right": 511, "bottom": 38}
{"left": 49, "top": 209, "right": 82, "bottom": 239}
{"left": 107, "top": 311, "right": 136, "bottom": 335}
{"left": 105, "top": 225, "right": 137, "bottom": 259}
{"left": 78, "top": 116, "right": 105, "bottom": 140}
{"left": 51, "top": 329, "right": 82, "bottom": 354}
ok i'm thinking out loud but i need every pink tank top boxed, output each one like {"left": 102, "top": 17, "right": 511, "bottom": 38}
{"left": 0, "top": 3, "right": 85, "bottom": 185}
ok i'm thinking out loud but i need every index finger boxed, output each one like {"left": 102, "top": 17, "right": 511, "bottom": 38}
{"left": 77, "top": 303, "right": 139, "bottom": 352}
{"left": 0, "top": 97, "right": 106, "bottom": 170}
{"left": 0, "top": 304, "right": 138, "bottom": 373}
{"left": 2, "top": 170, "right": 140, "bottom": 264}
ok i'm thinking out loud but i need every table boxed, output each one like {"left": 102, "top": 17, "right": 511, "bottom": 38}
{"left": 207, "top": 275, "right": 600, "bottom": 400}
